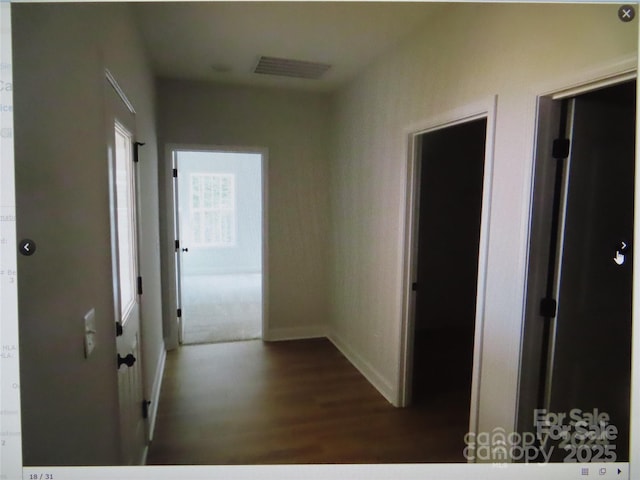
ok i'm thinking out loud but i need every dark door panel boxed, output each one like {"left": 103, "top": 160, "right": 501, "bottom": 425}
{"left": 546, "top": 82, "right": 635, "bottom": 462}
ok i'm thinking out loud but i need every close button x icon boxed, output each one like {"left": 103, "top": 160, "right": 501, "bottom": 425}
{"left": 618, "top": 5, "right": 636, "bottom": 22}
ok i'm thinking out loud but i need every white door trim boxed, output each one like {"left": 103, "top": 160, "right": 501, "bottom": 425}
{"left": 105, "top": 68, "right": 136, "bottom": 115}
{"left": 166, "top": 143, "right": 269, "bottom": 345}
{"left": 399, "top": 96, "right": 498, "bottom": 449}
{"left": 533, "top": 54, "right": 636, "bottom": 100}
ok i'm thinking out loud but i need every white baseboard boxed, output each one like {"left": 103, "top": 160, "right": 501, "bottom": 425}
{"left": 140, "top": 445, "right": 148, "bottom": 466}
{"left": 327, "top": 330, "right": 397, "bottom": 406}
{"left": 147, "top": 347, "right": 167, "bottom": 442}
{"left": 264, "top": 324, "right": 327, "bottom": 342}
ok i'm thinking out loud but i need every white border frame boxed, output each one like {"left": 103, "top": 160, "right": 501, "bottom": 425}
{"left": 166, "top": 144, "right": 269, "bottom": 345}
{"left": 399, "top": 96, "right": 498, "bottom": 452}
{"left": 633, "top": 31, "right": 640, "bottom": 478}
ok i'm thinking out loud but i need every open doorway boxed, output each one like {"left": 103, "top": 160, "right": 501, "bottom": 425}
{"left": 403, "top": 115, "right": 489, "bottom": 440}
{"left": 518, "top": 78, "right": 635, "bottom": 462}
{"left": 172, "top": 148, "right": 266, "bottom": 345}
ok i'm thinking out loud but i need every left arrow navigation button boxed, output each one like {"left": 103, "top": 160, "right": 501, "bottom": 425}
{"left": 19, "top": 239, "right": 36, "bottom": 256}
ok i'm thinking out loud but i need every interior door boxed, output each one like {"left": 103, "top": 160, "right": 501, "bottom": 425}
{"left": 545, "top": 81, "right": 635, "bottom": 461}
{"left": 172, "top": 150, "right": 184, "bottom": 344}
{"left": 106, "top": 75, "right": 147, "bottom": 465}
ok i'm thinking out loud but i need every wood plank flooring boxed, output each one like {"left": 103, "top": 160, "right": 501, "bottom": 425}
{"left": 146, "top": 337, "right": 470, "bottom": 465}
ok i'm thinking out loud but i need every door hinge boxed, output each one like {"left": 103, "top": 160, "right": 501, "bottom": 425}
{"left": 412, "top": 282, "right": 418, "bottom": 291}
{"left": 552, "top": 138, "right": 570, "bottom": 160}
{"left": 133, "top": 141, "right": 146, "bottom": 163}
{"left": 540, "top": 297, "right": 557, "bottom": 318}
{"left": 137, "top": 276, "right": 143, "bottom": 295}
{"left": 115, "top": 321, "right": 123, "bottom": 337}
{"left": 173, "top": 168, "right": 178, "bottom": 178}
{"left": 142, "top": 399, "right": 151, "bottom": 419}
{"left": 177, "top": 308, "right": 182, "bottom": 318}
{"left": 175, "top": 239, "right": 180, "bottom": 250}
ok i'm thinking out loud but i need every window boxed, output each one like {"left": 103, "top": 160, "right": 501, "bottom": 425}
{"left": 114, "top": 121, "right": 137, "bottom": 321}
{"left": 190, "top": 173, "right": 236, "bottom": 247}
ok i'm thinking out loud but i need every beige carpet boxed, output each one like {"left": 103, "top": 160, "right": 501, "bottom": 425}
{"left": 181, "top": 273, "right": 262, "bottom": 344}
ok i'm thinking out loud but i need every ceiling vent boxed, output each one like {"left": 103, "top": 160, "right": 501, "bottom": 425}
{"left": 253, "top": 56, "right": 331, "bottom": 80}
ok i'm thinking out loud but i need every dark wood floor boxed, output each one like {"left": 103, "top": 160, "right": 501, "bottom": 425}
{"left": 146, "top": 336, "right": 471, "bottom": 465}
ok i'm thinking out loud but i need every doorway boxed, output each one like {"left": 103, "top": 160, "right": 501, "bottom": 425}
{"left": 172, "top": 148, "right": 266, "bottom": 345}
{"left": 405, "top": 117, "right": 488, "bottom": 428}
{"left": 518, "top": 79, "right": 635, "bottom": 462}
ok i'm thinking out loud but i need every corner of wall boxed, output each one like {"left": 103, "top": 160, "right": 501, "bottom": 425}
{"left": 326, "top": 329, "right": 398, "bottom": 406}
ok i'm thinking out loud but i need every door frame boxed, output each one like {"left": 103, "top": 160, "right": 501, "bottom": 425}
{"left": 166, "top": 143, "right": 269, "bottom": 345}
{"left": 517, "top": 68, "right": 637, "bottom": 438}
{"left": 399, "top": 96, "right": 498, "bottom": 445}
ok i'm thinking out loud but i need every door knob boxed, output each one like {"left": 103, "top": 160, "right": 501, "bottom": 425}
{"left": 182, "top": 248, "right": 189, "bottom": 252}
{"left": 117, "top": 353, "right": 136, "bottom": 368}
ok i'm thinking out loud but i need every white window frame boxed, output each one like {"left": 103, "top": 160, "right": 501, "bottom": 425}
{"left": 114, "top": 121, "right": 138, "bottom": 322}
{"left": 189, "top": 172, "right": 236, "bottom": 247}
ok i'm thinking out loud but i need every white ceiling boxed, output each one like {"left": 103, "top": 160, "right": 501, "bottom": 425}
{"left": 132, "top": 2, "right": 444, "bottom": 92}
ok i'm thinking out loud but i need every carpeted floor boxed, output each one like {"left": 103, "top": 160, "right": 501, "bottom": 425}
{"left": 181, "top": 273, "right": 262, "bottom": 344}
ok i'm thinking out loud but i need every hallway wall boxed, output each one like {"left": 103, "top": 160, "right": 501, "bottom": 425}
{"left": 12, "top": 3, "right": 164, "bottom": 465}
{"left": 328, "top": 2, "right": 637, "bottom": 440}
{"left": 156, "top": 79, "right": 331, "bottom": 343}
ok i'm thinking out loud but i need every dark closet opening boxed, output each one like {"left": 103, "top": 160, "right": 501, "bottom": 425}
{"left": 411, "top": 118, "right": 487, "bottom": 428}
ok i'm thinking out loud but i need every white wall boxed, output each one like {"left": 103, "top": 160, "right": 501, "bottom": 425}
{"left": 13, "top": 3, "right": 164, "bottom": 465}
{"left": 328, "top": 2, "right": 637, "bottom": 441}
{"left": 157, "top": 79, "right": 331, "bottom": 343}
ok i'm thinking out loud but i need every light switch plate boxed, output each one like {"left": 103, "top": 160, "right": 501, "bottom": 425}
{"left": 84, "top": 308, "right": 96, "bottom": 358}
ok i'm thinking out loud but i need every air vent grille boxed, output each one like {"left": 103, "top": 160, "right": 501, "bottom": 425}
{"left": 254, "top": 56, "right": 331, "bottom": 80}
